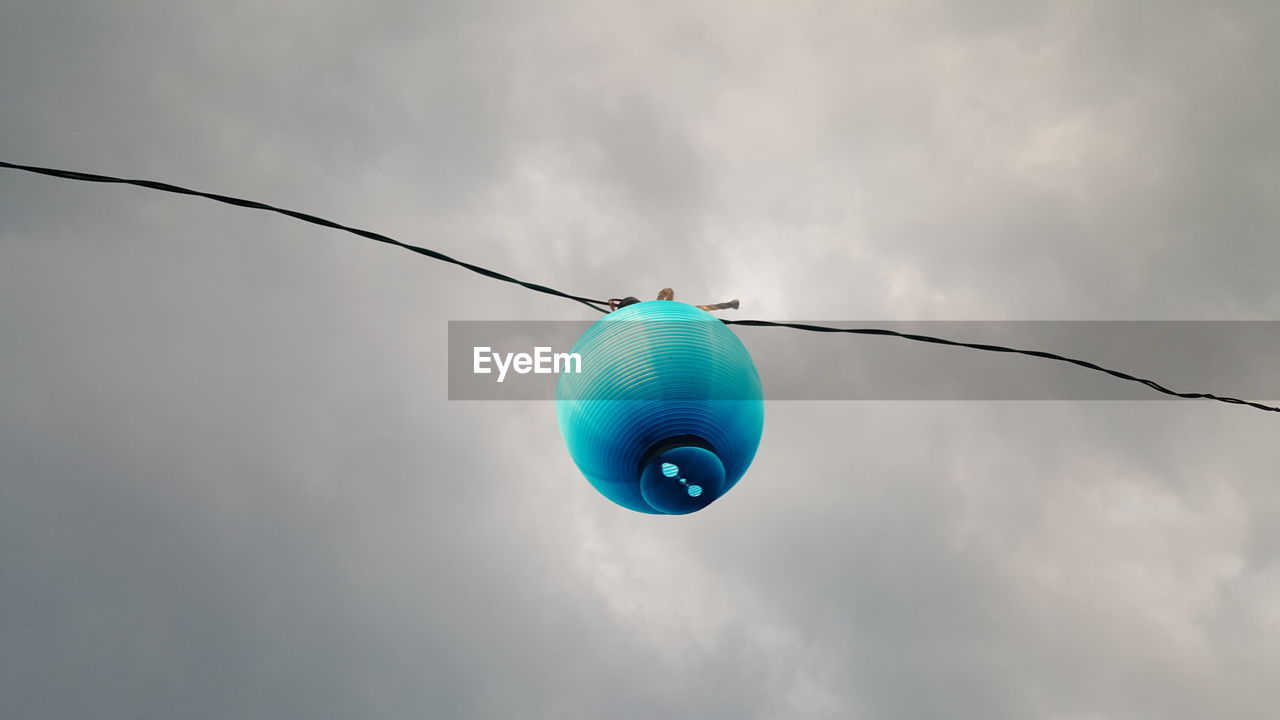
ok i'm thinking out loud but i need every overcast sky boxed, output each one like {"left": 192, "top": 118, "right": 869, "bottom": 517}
{"left": 2, "top": 2, "right": 1279, "bottom": 718}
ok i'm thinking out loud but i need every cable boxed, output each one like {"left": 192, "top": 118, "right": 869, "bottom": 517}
{"left": 4, "top": 159, "right": 1276, "bottom": 414}
{"left": 722, "top": 319, "right": 1280, "bottom": 413}
{"left": 0, "top": 160, "right": 612, "bottom": 314}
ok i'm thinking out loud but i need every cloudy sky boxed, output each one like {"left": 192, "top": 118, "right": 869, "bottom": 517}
{"left": 3, "top": 2, "right": 1279, "bottom": 718}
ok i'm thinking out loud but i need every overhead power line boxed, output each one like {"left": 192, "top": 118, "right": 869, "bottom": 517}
{"left": 721, "top": 319, "right": 1279, "bottom": 413}
{"left": 0, "top": 160, "right": 612, "bottom": 314}
{"left": 4, "top": 159, "right": 1276, "bottom": 414}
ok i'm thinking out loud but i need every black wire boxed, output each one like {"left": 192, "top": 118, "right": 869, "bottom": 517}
{"left": 4, "top": 159, "right": 1276, "bottom": 414}
{"left": 722, "top": 319, "right": 1280, "bottom": 413}
{"left": 0, "top": 160, "right": 612, "bottom": 314}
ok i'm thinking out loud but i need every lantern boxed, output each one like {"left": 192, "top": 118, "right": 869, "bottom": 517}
{"left": 556, "top": 301, "right": 765, "bottom": 514}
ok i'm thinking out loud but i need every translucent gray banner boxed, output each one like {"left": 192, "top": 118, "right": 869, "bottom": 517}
{"left": 447, "top": 321, "right": 1280, "bottom": 401}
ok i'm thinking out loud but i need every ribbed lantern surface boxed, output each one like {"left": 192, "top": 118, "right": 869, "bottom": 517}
{"left": 556, "top": 301, "right": 764, "bottom": 514}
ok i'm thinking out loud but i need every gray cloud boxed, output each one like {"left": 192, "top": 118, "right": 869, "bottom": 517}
{"left": 3, "top": 2, "right": 1279, "bottom": 719}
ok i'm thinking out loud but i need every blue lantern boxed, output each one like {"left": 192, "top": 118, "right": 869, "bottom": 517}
{"left": 556, "top": 301, "right": 765, "bottom": 514}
